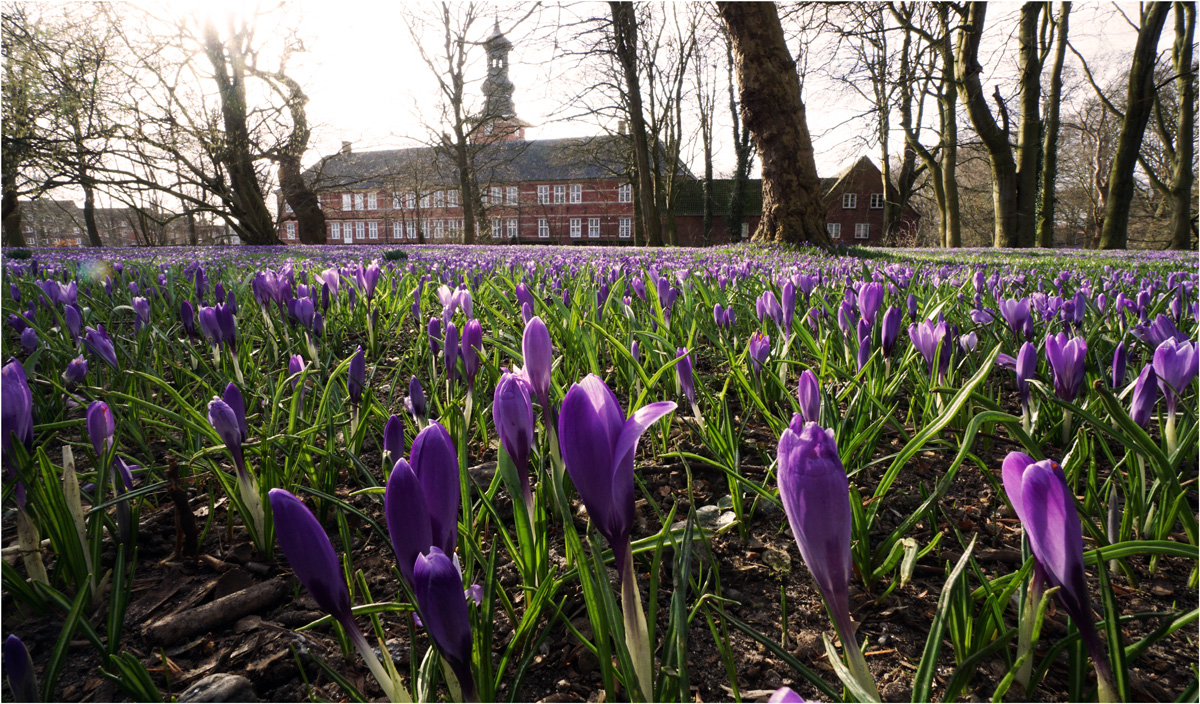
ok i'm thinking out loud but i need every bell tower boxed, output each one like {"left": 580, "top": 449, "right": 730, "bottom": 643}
{"left": 480, "top": 22, "right": 527, "bottom": 142}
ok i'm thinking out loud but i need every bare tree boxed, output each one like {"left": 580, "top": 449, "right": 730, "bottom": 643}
{"left": 716, "top": 2, "right": 829, "bottom": 247}
{"left": 1167, "top": 1, "right": 1195, "bottom": 250}
{"left": 609, "top": 1, "right": 663, "bottom": 246}
{"left": 1036, "top": 2, "right": 1071, "bottom": 247}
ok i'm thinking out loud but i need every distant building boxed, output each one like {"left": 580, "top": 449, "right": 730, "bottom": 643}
{"left": 15, "top": 198, "right": 237, "bottom": 247}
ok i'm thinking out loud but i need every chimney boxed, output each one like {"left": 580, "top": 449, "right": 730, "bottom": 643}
{"left": 617, "top": 120, "right": 627, "bottom": 135}
{"left": 341, "top": 141, "right": 352, "bottom": 155}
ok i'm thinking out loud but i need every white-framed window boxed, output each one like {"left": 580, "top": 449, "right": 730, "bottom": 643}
{"left": 842, "top": 193, "right": 857, "bottom": 209}
{"left": 491, "top": 186, "right": 502, "bottom": 205}
{"left": 392, "top": 222, "right": 402, "bottom": 239}
{"left": 870, "top": 193, "right": 884, "bottom": 209}
{"left": 420, "top": 193, "right": 431, "bottom": 208}
{"left": 356, "top": 221, "right": 365, "bottom": 240}
{"left": 827, "top": 223, "right": 841, "bottom": 239}
{"left": 507, "top": 186, "right": 518, "bottom": 204}
{"left": 421, "top": 221, "right": 430, "bottom": 239}
{"left": 570, "top": 184, "right": 582, "bottom": 204}
{"left": 407, "top": 192, "right": 417, "bottom": 209}
{"left": 855, "top": 223, "right": 870, "bottom": 239}
{"left": 392, "top": 193, "right": 401, "bottom": 209}
{"left": 342, "top": 194, "right": 352, "bottom": 211}
{"left": 368, "top": 221, "right": 379, "bottom": 239}
{"left": 588, "top": 217, "right": 600, "bottom": 238}
{"left": 345, "top": 223, "right": 354, "bottom": 243}
{"left": 354, "top": 193, "right": 365, "bottom": 211}
{"left": 367, "top": 193, "right": 377, "bottom": 210}
{"left": 570, "top": 218, "right": 582, "bottom": 238}
{"left": 434, "top": 220, "right": 445, "bottom": 239}
{"left": 491, "top": 218, "right": 501, "bottom": 237}
{"left": 448, "top": 189, "right": 459, "bottom": 207}
{"left": 331, "top": 222, "right": 341, "bottom": 239}
{"left": 537, "top": 218, "right": 549, "bottom": 238}
{"left": 554, "top": 185, "right": 565, "bottom": 204}
{"left": 407, "top": 221, "right": 417, "bottom": 240}
{"left": 286, "top": 222, "right": 296, "bottom": 240}
{"left": 434, "top": 190, "right": 445, "bottom": 208}
{"left": 537, "top": 185, "right": 550, "bottom": 204}
{"left": 448, "top": 219, "right": 461, "bottom": 238}
{"left": 618, "top": 183, "right": 632, "bottom": 203}
{"left": 618, "top": 217, "right": 631, "bottom": 238}
{"left": 507, "top": 218, "right": 518, "bottom": 238}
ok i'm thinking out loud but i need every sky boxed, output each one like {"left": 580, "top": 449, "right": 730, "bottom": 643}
{"left": 37, "top": 0, "right": 1181, "bottom": 207}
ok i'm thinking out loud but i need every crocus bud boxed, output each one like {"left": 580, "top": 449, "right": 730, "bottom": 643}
{"left": 132, "top": 297, "right": 150, "bottom": 332}
{"left": 86, "top": 401, "right": 115, "bottom": 460}
{"left": 857, "top": 282, "right": 883, "bottom": 328}
{"left": 797, "top": 370, "right": 820, "bottom": 425}
{"left": 631, "top": 339, "right": 640, "bottom": 363}
{"left": 1045, "top": 333, "right": 1087, "bottom": 403}
{"left": 4, "top": 634, "right": 37, "bottom": 703}
{"left": 408, "top": 421, "right": 461, "bottom": 560}
{"left": 1016, "top": 341, "right": 1037, "bottom": 409}
{"left": 444, "top": 321, "right": 459, "bottom": 384}
{"left": 383, "top": 415, "right": 405, "bottom": 467}
{"left": 493, "top": 373, "right": 535, "bottom": 505}
{"left": 1130, "top": 364, "right": 1158, "bottom": 428}
{"left": 63, "top": 356, "right": 88, "bottom": 385}
{"left": 522, "top": 316, "right": 553, "bottom": 421}
{"left": 413, "top": 547, "right": 477, "bottom": 700}
{"left": 180, "top": 301, "right": 196, "bottom": 338}
{"left": 207, "top": 397, "right": 246, "bottom": 480}
{"left": 19, "top": 328, "right": 37, "bottom": 354}
{"left": 881, "top": 306, "right": 900, "bottom": 358}
{"left": 347, "top": 346, "right": 366, "bottom": 405}
{"left": 1111, "top": 342, "right": 1127, "bottom": 389}
{"left": 1152, "top": 339, "right": 1198, "bottom": 415}
{"left": 462, "top": 319, "right": 483, "bottom": 387}
{"left": 428, "top": 317, "right": 442, "bottom": 356}
{"left": 223, "top": 383, "right": 248, "bottom": 443}
{"left": 749, "top": 331, "right": 770, "bottom": 377}
{"left": 1, "top": 360, "right": 34, "bottom": 464}
{"left": 64, "top": 304, "right": 82, "bottom": 341}
{"left": 405, "top": 376, "right": 427, "bottom": 423}
{"left": 268, "top": 489, "right": 353, "bottom": 624}
{"left": 906, "top": 293, "right": 918, "bottom": 323}
{"left": 198, "top": 307, "right": 221, "bottom": 347}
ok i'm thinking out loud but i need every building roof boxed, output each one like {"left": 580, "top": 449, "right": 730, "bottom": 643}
{"left": 674, "top": 176, "right": 838, "bottom": 217}
{"left": 306, "top": 136, "right": 641, "bottom": 190}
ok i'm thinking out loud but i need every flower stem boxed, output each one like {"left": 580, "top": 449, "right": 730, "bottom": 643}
{"left": 620, "top": 548, "right": 653, "bottom": 702}
{"left": 347, "top": 621, "right": 411, "bottom": 703}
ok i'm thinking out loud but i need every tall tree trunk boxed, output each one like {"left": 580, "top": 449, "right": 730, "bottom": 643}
{"left": 702, "top": 128, "right": 713, "bottom": 246}
{"left": 937, "top": 5, "right": 961, "bottom": 248}
{"left": 717, "top": 1, "right": 829, "bottom": 247}
{"left": 202, "top": 22, "right": 277, "bottom": 245}
{"left": 1169, "top": 1, "right": 1195, "bottom": 250}
{"left": 269, "top": 72, "right": 325, "bottom": 245}
{"left": 2, "top": 186, "right": 25, "bottom": 247}
{"left": 81, "top": 177, "right": 102, "bottom": 247}
{"left": 1037, "top": 2, "right": 1070, "bottom": 248}
{"left": 1099, "top": 3, "right": 1170, "bottom": 249}
{"left": 187, "top": 211, "right": 198, "bottom": 246}
{"left": 955, "top": 3, "right": 1022, "bottom": 248}
{"left": 1014, "top": 3, "right": 1045, "bottom": 248}
{"left": 610, "top": 2, "right": 663, "bottom": 247}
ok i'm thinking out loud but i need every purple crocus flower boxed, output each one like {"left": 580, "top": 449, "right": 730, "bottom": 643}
{"left": 1002, "top": 452, "right": 1115, "bottom": 696}
{"left": 63, "top": 356, "right": 88, "bottom": 385}
{"left": 1, "top": 359, "right": 34, "bottom": 464}
{"left": 461, "top": 319, "right": 483, "bottom": 388}
{"left": 132, "top": 297, "right": 150, "bottom": 332}
{"left": 782, "top": 281, "right": 796, "bottom": 336}
{"left": 208, "top": 397, "right": 248, "bottom": 481}
{"left": 522, "top": 316, "right": 554, "bottom": 425}
{"left": 906, "top": 293, "right": 918, "bottom": 323}
{"left": 776, "top": 418, "right": 857, "bottom": 652}
{"left": 515, "top": 282, "right": 535, "bottom": 312}
{"left": 384, "top": 422, "right": 460, "bottom": 588}
{"left": 428, "top": 317, "right": 442, "bottom": 356}
{"left": 9, "top": 284, "right": 20, "bottom": 303}
{"left": 1016, "top": 341, "right": 1037, "bottom": 410}
{"left": 348, "top": 346, "right": 365, "bottom": 405}
{"left": 19, "top": 328, "right": 37, "bottom": 355}
{"left": 768, "top": 686, "right": 804, "bottom": 703}
{"left": 180, "top": 301, "right": 196, "bottom": 338}
{"left": 64, "top": 304, "right": 82, "bottom": 341}
{"left": 797, "top": 369, "right": 820, "bottom": 425}
{"left": 1130, "top": 364, "right": 1158, "bottom": 428}
{"left": 4, "top": 634, "right": 36, "bottom": 702}
{"left": 1111, "top": 342, "right": 1128, "bottom": 389}
{"left": 713, "top": 304, "right": 724, "bottom": 328}
{"left": 405, "top": 376, "right": 427, "bottom": 424}
{"left": 357, "top": 261, "right": 382, "bottom": 301}
{"left": 998, "top": 298, "right": 1032, "bottom": 339}
{"left": 198, "top": 307, "right": 221, "bottom": 348}
{"left": 444, "top": 321, "right": 459, "bottom": 384}
{"left": 1045, "top": 333, "right": 1088, "bottom": 403}
{"left": 881, "top": 306, "right": 901, "bottom": 358}
{"left": 857, "top": 282, "right": 883, "bottom": 328}
{"left": 383, "top": 414, "right": 405, "bottom": 468}
{"left": 268, "top": 488, "right": 354, "bottom": 624}
{"left": 288, "top": 354, "right": 307, "bottom": 404}
{"left": 909, "top": 319, "right": 950, "bottom": 379}
{"left": 558, "top": 374, "right": 675, "bottom": 581}
{"left": 675, "top": 348, "right": 695, "bottom": 406}
{"left": 87, "top": 400, "right": 115, "bottom": 460}
{"left": 413, "top": 547, "right": 477, "bottom": 700}
{"left": 493, "top": 373, "right": 535, "bottom": 508}
{"left": 215, "top": 303, "right": 237, "bottom": 352}
{"left": 223, "top": 383, "right": 248, "bottom": 443}
{"left": 748, "top": 331, "right": 770, "bottom": 378}
{"left": 1152, "top": 339, "right": 1198, "bottom": 416}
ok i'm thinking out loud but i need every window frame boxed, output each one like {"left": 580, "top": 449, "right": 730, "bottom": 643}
{"left": 537, "top": 185, "right": 550, "bottom": 205}
{"left": 368, "top": 221, "right": 379, "bottom": 239}
{"left": 553, "top": 185, "right": 565, "bottom": 204}
{"left": 854, "top": 223, "right": 870, "bottom": 239}
{"left": 570, "top": 184, "right": 582, "bottom": 204}
{"left": 569, "top": 217, "right": 581, "bottom": 238}
{"left": 286, "top": 222, "right": 296, "bottom": 239}
{"left": 491, "top": 186, "right": 502, "bottom": 205}
{"left": 842, "top": 193, "right": 857, "bottom": 209}
{"left": 618, "top": 183, "right": 632, "bottom": 203}
{"left": 342, "top": 194, "right": 352, "bottom": 211}
{"left": 354, "top": 193, "right": 365, "bottom": 211}
{"left": 827, "top": 222, "right": 841, "bottom": 239}
{"left": 491, "top": 218, "right": 501, "bottom": 237}
{"left": 537, "top": 218, "right": 549, "bottom": 238}
{"left": 434, "top": 190, "right": 445, "bottom": 208}
{"left": 588, "top": 217, "right": 600, "bottom": 238}
{"left": 367, "top": 193, "right": 377, "bottom": 210}
{"left": 507, "top": 186, "right": 518, "bottom": 205}
{"left": 507, "top": 218, "right": 518, "bottom": 238}
{"left": 434, "top": 220, "right": 445, "bottom": 239}
{"left": 869, "top": 193, "right": 884, "bottom": 209}
{"left": 448, "top": 190, "right": 459, "bottom": 208}
{"left": 618, "top": 217, "right": 631, "bottom": 238}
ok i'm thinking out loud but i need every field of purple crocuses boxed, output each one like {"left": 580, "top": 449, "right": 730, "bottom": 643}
{"left": 2, "top": 243, "right": 1197, "bottom": 703}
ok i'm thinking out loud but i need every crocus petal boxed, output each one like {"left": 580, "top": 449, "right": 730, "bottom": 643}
{"left": 384, "top": 458, "right": 433, "bottom": 588}
{"left": 409, "top": 421, "right": 460, "bottom": 557}
{"left": 268, "top": 488, "right": 353, "bottom": 624}
{"left": 1000, "top": 451, "right": 1036, "bottom": 525}
{"left": 769, "top": 687, "right": 805, "bottom": 703}
{"left": 1020, "top": 461, "right": 1092, "bottom": 626}
{"left": 413, "top": 547, "right": 475, "bottom": 693}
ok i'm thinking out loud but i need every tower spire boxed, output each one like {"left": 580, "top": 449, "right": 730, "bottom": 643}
{"left": 480, "top": 23, "right": 526, "bottom": 142}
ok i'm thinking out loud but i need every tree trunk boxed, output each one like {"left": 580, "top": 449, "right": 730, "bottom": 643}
{"left": 1099, "top": 3, "right": 1170, "bottom": 249}
{"left": 610, "top": 2, "right": 663, "bottom": 247}
{"left": 270, "top": 72, "right": 325, "bottom": 245}
{"left": 187, "top": 211, "right": 198, "bottom": 246}
{"left": 702, "top": 131, "right": 713, "bottom": 247}
{"left": 1013, "top": 3, "right": 1044, "bottom": 248}
{"left": 1037, "top": 2, "right": 1070, "bottom": 248}
{"left": 955, "top": 2, "right": 1022, "bottom": 248}
{"left": 717, "top": 1, "right": 828, "bottom": 247}
{"left": 1169, "top": 1, "right": 1195, "bottom": 250}
{"left": 202, "top": 23, "right": 277, "bottom": 245}
{"left": 2, "top": 185, "right": 25, "bottom": 247}
{"left": 81, "top": 177, "right": 102, "bottom": 247}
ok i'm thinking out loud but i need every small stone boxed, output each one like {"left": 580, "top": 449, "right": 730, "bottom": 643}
{"left": 762, "top": 547, "right": 791, "bottom": 574}
{"left": 557, "top": 679, "right": 572, "bottom": 692}
{"left": 876, "top": 633, "right": 892, "bottom": 647}
{"left": 179, "top": 673, "right": 256, "bottom": 703}
{"left": 725, "top": 588, "right": 743, "bottom": 602}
